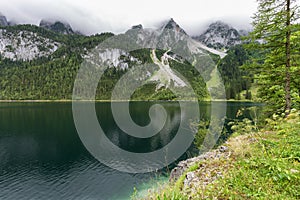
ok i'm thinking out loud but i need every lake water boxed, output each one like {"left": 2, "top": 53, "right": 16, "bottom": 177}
{"left": 0, "top": 101, "right": 261, "bottom": 200}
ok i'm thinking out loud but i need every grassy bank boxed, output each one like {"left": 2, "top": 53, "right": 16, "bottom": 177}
{"left": 142, "top": 110, "right": 300, "bottom": 199}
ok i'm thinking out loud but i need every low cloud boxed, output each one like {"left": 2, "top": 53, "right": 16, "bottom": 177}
{"left": 0, "top": 0, "right": 257, "bottom": 35}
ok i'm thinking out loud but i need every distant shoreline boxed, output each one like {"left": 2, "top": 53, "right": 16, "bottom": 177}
{"left": 0, "top": 99, "right": 257, "bottom": 103}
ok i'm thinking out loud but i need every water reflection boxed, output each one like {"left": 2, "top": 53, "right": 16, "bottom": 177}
{"left": 0, "top": 102, "right": 261, "bottom": 199}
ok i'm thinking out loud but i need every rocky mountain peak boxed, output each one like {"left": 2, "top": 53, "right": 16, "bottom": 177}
{"left": 39, "top": 19, "right": 74, "bottom": 35}
{"left": 0, "top": 13, "right": 8, "bottom": 26}
{"left": 208, "top": 21, "right": 231, "bottom": 31}
{"left": 131, "top": 24, "right": 143, "bottom": 30}
{"left": 194, "top": 21, "right": 242, "bottom": 50}
{"left": 161, "top": 18, "right": 187, "bottom": 35}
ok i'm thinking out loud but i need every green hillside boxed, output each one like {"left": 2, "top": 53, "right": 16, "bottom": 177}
{"left": 0, "top": 25, "right": 209, "bottom": 101}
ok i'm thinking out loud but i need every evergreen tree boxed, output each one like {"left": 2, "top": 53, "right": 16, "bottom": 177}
{"left": 217, "top": 45, "right": 254, "bottom": 100}
{"left": 247, "top": 0, "right": 300, "bottom": 114}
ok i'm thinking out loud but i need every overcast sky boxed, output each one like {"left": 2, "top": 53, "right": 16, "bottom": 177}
{"left": 0, "top": 0, "right": 258, "bottom": 35}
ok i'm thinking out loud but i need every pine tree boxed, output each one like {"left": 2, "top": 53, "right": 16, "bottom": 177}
{"left": 247, "top": 0, "right": 300, "bottom": 115}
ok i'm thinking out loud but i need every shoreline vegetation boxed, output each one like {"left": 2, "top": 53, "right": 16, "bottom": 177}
{"left": 139, "top": 110, "right": 300, "bottom": 200}
{"left": 0, "top": 99, "right": 257, "bottom": 103}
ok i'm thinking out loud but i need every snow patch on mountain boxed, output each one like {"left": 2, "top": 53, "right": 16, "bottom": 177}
{"left": 0, "top": 29, "right": 60, "bottom": 61}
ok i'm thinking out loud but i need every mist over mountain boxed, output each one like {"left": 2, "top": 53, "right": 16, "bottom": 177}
{"left": 39, "top": 19, "right": 75, "bottom": 35}
{"left": 0, "top": 15, "right": 230, "bottom": 100}
{"left": 0, "top": 11, "right": 255, "bottom": 102}
{"left": 160, "top": 18, "right": 187, "bottom": 35}
{"left": 0, "top": 13, "right": 243, "bottom": 62}
{"left": 0, "top": 0, "right": 256, "bottom": 36}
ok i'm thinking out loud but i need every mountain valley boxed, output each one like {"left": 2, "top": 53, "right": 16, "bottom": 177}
{"left": 0, "top": 14, "right": 253, "bottom": 101}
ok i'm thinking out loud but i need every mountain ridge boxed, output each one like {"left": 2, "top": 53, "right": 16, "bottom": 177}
{"left": 0, "top": 15, "right": 248, "bottom": 101}
{"left": 0, "top": 16, "right": 232, "bottom": 63}
{"left": 193, "top": 21, "right": 244, "bottom": 50}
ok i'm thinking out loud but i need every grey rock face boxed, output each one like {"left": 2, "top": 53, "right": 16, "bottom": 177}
{"left": 0, "top": 29, "right": 60, "bottom": 61}
{"left": 160, "top": 18, "right": 187, "bottom": 35}
{"left": 194, "top": 21, "right": 242, "bottom": 50}
{"left": 131, "top": 24, "right": 143, "bottom": 30}
{"left": 0, "top": 15, "right": 8, "bottom": 26}
{"left": 169, "top": 145, "right": 230, "bottom": 182}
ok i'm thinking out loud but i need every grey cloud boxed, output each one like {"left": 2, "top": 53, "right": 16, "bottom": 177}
{"left": 0, "top": 0, "right": 256, "bottom": 35}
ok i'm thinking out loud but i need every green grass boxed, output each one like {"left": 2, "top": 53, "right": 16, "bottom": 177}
{"left": 202, "top": 114, "right": 300, "bottom": 199}
{"left": 144, "top": 110, "right": 300, "bottom": 199}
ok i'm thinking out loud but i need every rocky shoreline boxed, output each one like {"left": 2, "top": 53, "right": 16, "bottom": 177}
{"left": 169, "top": 145, "right": 230, "bottom": 182}
{"left": 168, "top": 134, "right": 254, "bottom": 198}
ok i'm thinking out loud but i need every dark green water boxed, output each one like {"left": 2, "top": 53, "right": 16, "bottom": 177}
{"left": 0, "top": 102, "right": 261, "bottom": 200}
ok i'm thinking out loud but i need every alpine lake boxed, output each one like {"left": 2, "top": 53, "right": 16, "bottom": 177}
{"left": 0, "top": 101, "right": 262, "bottom": 200}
